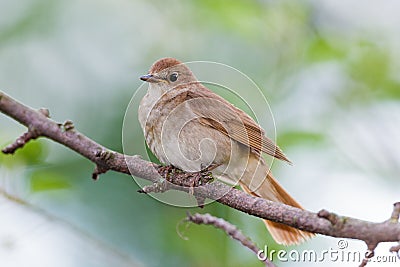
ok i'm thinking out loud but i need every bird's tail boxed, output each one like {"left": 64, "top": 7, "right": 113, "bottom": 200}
{"left": 240, "top": 172, "right": 315, "bottom": 245}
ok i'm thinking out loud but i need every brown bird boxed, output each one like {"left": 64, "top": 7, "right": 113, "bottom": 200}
{"left": 138, "top": 57, "right": 314, "bottom": 245}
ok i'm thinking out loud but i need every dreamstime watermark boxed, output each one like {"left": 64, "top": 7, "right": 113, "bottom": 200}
{"left": 257, "top": 240, "right": 399, "bottom": 263}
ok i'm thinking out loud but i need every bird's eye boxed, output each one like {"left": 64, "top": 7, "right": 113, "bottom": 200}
{"left": 169, "top": 72, "right": 178, "bottom": 82}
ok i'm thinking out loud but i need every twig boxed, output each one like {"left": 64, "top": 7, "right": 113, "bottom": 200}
{"left": 1, "top": 108, "right": 48, "bottom": 154}
{"left": 2, "top": 130, "right": 40, "bottom": 154}
{"left": 389, "top": 243, "right": 400, "bottom": 260}
{"left": 359, "top": 243, "right": 377, "bottom": 267}
{"left": 186, "top": 212, "right": 276, "bottom": 267}
{"left": 358, "top": 202, "right": 400, "bottom": 267}
{"left": 390, "top": 202, "right": 400, "bottom": 223}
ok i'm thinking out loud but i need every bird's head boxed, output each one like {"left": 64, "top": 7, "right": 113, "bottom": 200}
{"left": 140, "top": 58, "right": 197, "bottom": 90}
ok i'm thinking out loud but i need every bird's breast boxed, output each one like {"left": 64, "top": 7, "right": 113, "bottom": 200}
{"left": 139, "top": 90, "right": 232, "bottom": 172}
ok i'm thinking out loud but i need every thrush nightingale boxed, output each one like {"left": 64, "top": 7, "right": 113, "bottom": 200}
{"left": 138, "top": 58, "right": 314, "bottom": 245}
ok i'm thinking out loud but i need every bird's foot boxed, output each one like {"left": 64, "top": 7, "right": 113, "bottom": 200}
{"left": 189, "top": 164, "right": 216, "bottom": 188}
{"left": 187, "top": 164, "right": 217, "bottom": 208}
{"left": 149, "top": 164, "right": 216, "bottom": 208}
{"left": 157, "top": 165, "right": 176, "bottom": 181}
{"left": 138, "top": 165, "right": 177, "bottom": 194}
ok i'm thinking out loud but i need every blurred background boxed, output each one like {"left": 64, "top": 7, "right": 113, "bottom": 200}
{"left": 1, "top": 0, "right": 399, "bottom": 266}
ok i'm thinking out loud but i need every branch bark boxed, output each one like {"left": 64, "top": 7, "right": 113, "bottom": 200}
{"left": 1, "top": 91, "right": 400, "bottom": 265}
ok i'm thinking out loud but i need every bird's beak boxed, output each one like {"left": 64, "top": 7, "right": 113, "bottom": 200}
{"left": 140, "top": 74, "right": 163, "bottom": 83}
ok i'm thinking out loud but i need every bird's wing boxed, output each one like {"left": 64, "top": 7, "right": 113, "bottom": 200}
{"left": 180, "top": 84, "right": 291, "bottom": 164}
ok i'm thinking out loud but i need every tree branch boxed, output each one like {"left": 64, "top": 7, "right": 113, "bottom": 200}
{"left": 186, "top": 212, "right": 276, "bottom": 267}
{"left": 1, "top": 91, "right": 400, "bottom": 264}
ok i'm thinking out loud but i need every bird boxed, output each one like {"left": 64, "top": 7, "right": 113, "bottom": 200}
{"left": 138, "top": 57, "right": 314, "bottom": 245}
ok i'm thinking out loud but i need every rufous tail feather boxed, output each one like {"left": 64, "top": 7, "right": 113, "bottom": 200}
{"left": 240, "top": 173, "right": 315, "bottom": 245}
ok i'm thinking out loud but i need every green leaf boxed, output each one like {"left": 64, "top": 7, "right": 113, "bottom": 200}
{"left": 307, "top": 37, "right": 345, "bottom": 62}
{"left": 342, "top": 42, "right": 400, "bottom": 102}
{"left": 30, "top": 170, "right": 71, "bottom": 192}
{"left": 278, "top": 131, "right": 324, "bottom": 149}
{"left": 348, "top": 44, "right": 390, "bottom": 89}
